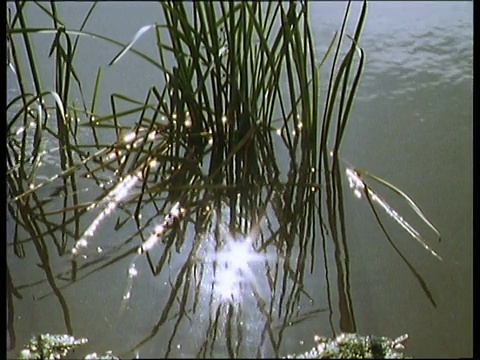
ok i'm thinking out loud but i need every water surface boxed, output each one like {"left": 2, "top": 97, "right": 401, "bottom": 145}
{"left": 7, "top": 1, "right": 472, "bottom": 358}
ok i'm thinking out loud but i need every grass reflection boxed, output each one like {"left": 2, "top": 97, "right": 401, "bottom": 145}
{"left": 120, "top": 186, "right": 324, "bottom": 358}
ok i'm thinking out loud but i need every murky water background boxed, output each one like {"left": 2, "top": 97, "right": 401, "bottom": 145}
{"left": 7, "top": 1, "right": 472, "bottom": 358}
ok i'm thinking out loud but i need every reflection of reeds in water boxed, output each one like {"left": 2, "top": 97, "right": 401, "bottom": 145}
{"left": 7, "top": 0, "right": 440, "bottom": 358}
{"left": 110, "top": 182, "right": 324, "bottom": 358}
{"left": 191, "top": 202, "right": 275, "bottom": 357}
{"left": 71, "top": 172, "right": 141, "bottom": 256}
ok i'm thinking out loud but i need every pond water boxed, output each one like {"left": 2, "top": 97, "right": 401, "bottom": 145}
{"left": 7, "top": 1, "right": 472, "bottom": 359}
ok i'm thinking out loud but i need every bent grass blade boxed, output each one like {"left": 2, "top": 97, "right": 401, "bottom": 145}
{"left": 109, "top": 24, "right": 156, "bottom": 66}
{"left": 345, "top": 168, "right": 442, "bottom": 261}
{"left": 357, "top": 169, "right": 442, "bottom": 242}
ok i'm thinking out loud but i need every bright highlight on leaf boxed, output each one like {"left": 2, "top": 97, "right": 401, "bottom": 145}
{"left": 109, "top": 24, "right": 156, "bottom": 66}
{"left": 346, "top": 167, "right": 442, "bottom": 261}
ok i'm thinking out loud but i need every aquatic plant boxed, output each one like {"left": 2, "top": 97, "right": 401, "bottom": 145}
{"left": 7, "top": 0, "right": 441, "bottom": 358}
{"left": 17, "top": 332, "right": 410, "bottom": 359}
{"left": 285, "top": 332, "right": 410, "bottom": 359}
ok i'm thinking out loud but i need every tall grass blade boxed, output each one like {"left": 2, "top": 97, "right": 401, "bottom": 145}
{"left": 333, "top": 35, "right": 365, "bottom": 154}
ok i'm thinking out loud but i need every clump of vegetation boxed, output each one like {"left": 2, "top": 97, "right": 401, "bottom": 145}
{"left": 17, "top": 333, "right": 88, "bottom": 360}
{"left": 8, "top": 0, "right": 441, "bottom": 358}
{"left": 18, "top": 332, "right": 409, "bottom": 359}
{"left": 17, "top": 333, "right": 120, "bottom": 359}
{"left": 285, "top": 333, "right": 410, "bottom": 359}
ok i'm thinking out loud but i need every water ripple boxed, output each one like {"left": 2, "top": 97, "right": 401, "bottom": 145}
{"left": 357, "top": 2, "right": 472, "bottom": 99}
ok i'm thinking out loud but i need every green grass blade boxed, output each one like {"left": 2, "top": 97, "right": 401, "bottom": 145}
{"left": 319, "top": 1, "right": 352, "bottom": 150}
{"left": 334, "top": 37, "right": 365, "bottom": 153}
